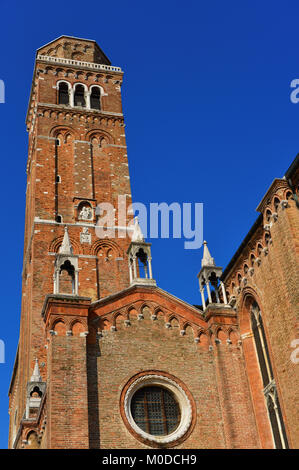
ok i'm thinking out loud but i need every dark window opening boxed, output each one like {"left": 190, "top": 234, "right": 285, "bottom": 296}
{"left": 267, "top": 395, "right": 283, "bottom": 449}
{"left": 30, "top": 386, "right": 42, "bottom": 398}
{"left": 251, "top": 302, "right": 289, "bottom": 448}
{"left": 136, "top": 248, "right": 148, "bottom": 278}
{"left": 58, "top": 82, "right": 69, "bottom": 105}
{"left": 274, "top": 198, "right": 280, "bottom": 211}
{"left": 90, "top": 87, "right": 101, "bottom": 110}
{"left": 74, "top": 85, "right": 85, "bottom": 107}
{"left": 251, "top": 310, "right": 269, "bottom": 387}
{"left": 258, "top": 314, "right": 274, "bottom": 379}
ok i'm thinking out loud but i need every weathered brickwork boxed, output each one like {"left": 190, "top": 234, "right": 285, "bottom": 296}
{"left": 8, "top": 36, "right": 299, "bottom": 449}
{"left": 84, "top": 289, "right": 259, "bottom": 449}
{"left": 223, "top": 174, "right": 299, "bottom": 449}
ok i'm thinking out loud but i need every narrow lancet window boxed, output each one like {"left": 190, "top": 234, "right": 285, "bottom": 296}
{"left": 251, "top": 302, "right": 288, "bottom": 449}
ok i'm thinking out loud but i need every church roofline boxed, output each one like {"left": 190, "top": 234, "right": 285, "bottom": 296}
{"left": 90, "top": 284, "right": 204, "bottom": 318}
{"left": 36, "top": 35, "right": 111, "bottom": 64}
{"left": 37, "top": 35, "right": 98, "bottom": 49}
{"left": 255, "top": 178, "right": 287, "bottom": 213}
{"left": 221, "top": 213, "right": 262, "bottom": 282}
{"left": 221, "top": 153, "right": 299, "bottom": 282}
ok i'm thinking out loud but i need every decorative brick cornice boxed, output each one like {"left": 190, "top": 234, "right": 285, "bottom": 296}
{"left": 36, "top": 102, "right": 124, "bottom": 121}
{"left": 91, "top": 284, "right": 204, "bottom": 319}
{"left": 41, "top": 294, "right": 91, "bottom": 328}
{"left": 89, "top": 285, "right": 242, "bottom": 348}
{"left": 204, "top": 303, "right": 236, "bottom": 323}
{"left": 256, "top": 178, "right": 289, "bottom": 213}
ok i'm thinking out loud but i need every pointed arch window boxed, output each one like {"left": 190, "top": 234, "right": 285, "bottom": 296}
{"left": 251, "top": 302, "right": 288, "bottom": 448}
{"left": 59, "top": 260, "right": 75, "bottom": 295}
{"left": 58, "top": 82, "right": 69, "bottom": 105}
{"left": 136, "top": 248, "right": 149, "bottom": 279}
{"left": 90, "top": 87, "right": 101, "bottom": 110}
{"left": 74, "top": 84, "right": 86, "bottom": 107}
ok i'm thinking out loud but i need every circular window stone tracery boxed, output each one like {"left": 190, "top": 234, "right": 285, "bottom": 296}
{"left": 121, "top": 373, "right": 194, "bottom": 446}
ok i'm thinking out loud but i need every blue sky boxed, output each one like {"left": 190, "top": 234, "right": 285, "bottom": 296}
{"left": 0, "top": 0, "right": 299, "bottom": 448}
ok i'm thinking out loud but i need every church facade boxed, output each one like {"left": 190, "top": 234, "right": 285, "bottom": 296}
{"left": 8, "top": 36, "right": 299, "bottom": 449}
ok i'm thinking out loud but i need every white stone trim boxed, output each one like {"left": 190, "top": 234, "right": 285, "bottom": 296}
{"left": 90, "top": 84, "right": 107, "bottom": 96}
{"left": 124, "top": 374, "right": 192, "bottom": 444}
{"left": 73, "top": 82, "right": 89, "bottom": 109}
{"left": 56, "top": 79, "right": 72, "bottom": 91}
{"left": 37, "top": 54, "right": 122, "bottom": 73}
{"left": 34, "top": 217, "right": 134, "bottom": 232}
{"left": 241, "top": 331, "right": 254, "bottom": 340}
{"left": 56, "top": 80, "right": 73, "bottom": 106}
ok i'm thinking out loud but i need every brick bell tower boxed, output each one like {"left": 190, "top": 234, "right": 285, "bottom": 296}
{"left": 8, "top": 36, "right": 133, "bottom": 448}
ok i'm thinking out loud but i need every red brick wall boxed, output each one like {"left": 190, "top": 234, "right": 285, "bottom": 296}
{"left": 86, "top": 289, "right": 259, "bottom": 449}
{"left": 47, "top": 333, "right": 89, "bottom": 448}
{"left": 224, "top": 184, "right": 299, "bottom": 448}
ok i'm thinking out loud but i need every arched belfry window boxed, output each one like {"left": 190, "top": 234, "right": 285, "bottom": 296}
{"left": 30, "top": 386, "right": 43, "bottom": 398}
{"left": 90, "top": 87, "right": 101, "bottom": 110}
{"left": 58, "top": 82, "right": 69, "bottom": 105}
{"left": 59, "top": 260, "right": 75, "bottom": 295}
{"left": 251, "top": 302, "right": 288, "bottom": 448}
{"left": 74, "top": 84, "right": 86, "bottom": 107}
{"left": 136, "top": 248, "right": 149, "bottom": 278}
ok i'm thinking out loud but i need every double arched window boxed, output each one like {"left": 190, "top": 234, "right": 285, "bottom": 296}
{"left": 251, "top": 302, "right": 288, "bottom": 448}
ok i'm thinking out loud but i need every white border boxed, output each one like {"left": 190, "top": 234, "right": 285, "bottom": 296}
{"left": 124, "top": 374, "right": 192, "bottom": 444}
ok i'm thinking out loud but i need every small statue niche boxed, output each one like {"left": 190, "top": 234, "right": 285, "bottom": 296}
{"left": 78, "top": 203, "right": 93, "bottom": 221}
